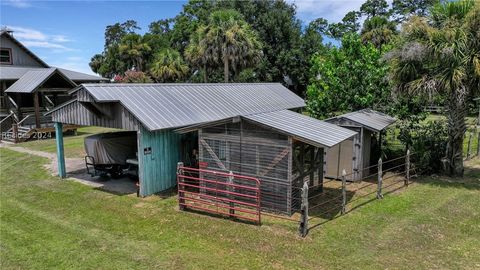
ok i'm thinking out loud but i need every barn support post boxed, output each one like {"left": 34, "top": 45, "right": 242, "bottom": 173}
{"left": 336, "top": 142, "right": 342, "bottom": 179}
{"left": 309, "top": 147, "right": 315, "bottom": 186}
{"left": 318, "top": 162, "right": 324, "bottom": 193}
{"left": 177, "top": 162, "right": 185, "bottom": 210}
{"left": 12, "top": 123, "right": 18, "bottom": 143}
{"left": 378, "top": 131, "right": 383, "bottom": 161}
{"left": 376, "top": 158, "right": 383, "bottom": 199}
{"left": 228, "top": 171, "right": 235, "bottom": 218}
{"left": 341, "top": 169, "right": 347, "bottom": 215}
{"left": 298, "top": 181, "right": 309, "bottom": 237}
{"left": 54, "top": 122, "right": 66, "bottom": 178}
{"left": 33, "top": 92, "right": 41, "bottom": 128}
{"left": 405, "top": 149, "right": 410, "bottom": 186}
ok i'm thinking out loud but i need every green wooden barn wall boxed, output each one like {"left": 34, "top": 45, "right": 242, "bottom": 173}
{"left": 138, "top": 127, "right": 183, "bottom": 197}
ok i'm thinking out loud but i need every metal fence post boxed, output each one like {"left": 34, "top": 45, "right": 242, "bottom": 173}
{"left": 177, "top": 162, "right": 185, "bottom": 210}
{"left": 405, "top": 149, "right": 410, "bottom": 186}
{"left": 377, "top": 158, "right": 383, "bottom": 199}
{"left": 228, "top": 171, "right": 235, "bottom": 218}
{"left": 341, "top": 169, "right": 347, "bottom": 215}
{"left": 299, "top": 181, "right": 309, "bottom": 237}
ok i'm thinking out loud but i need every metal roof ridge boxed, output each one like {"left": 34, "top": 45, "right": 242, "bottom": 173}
{"left": 244, "top": 109, "right": 357, "bottom": 130}
{"left": 54, "top": 67, "right": 108, "bottom": 80}
{"left": 5, "top": 67, "right": 77, "bottom": 93}
{"left": 81, "top": 82, "right": 283, "bottom": 87}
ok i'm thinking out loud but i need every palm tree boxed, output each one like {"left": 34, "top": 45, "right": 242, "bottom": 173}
{"left": 186, "top": 10, "right": 262, "bottom": 83}
{"left": 388, "top": 0, "right": 479, "bottom": 176}
{"left": 118, "top": 34, "right": 151, "bottom": 71}
{"left": 89, "top": 54, "right": 105, "bottom": 75}
{"left": 361, "top": 16, "right": 397, "bottom": 48}
{"left": 185, "top": 29, "right": 209, "bottom": 82}
{"left": 149, "top": 48, "right": 189, "bottom": 83}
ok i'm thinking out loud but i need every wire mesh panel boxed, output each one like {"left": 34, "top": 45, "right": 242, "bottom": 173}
{"left": 199, "top": 121, "right": 294, "bottom": 214}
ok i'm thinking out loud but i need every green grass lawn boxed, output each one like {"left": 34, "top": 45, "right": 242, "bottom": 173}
{"left": 1, "top": 148, "right": 479, "bottom": 269}
{"left": 17, "top": 126, "right": 119, "bottom": 158}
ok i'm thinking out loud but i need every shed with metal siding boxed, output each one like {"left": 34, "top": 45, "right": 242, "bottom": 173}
{"left": 324, "top": 109, "right": 397, "bottom": 181}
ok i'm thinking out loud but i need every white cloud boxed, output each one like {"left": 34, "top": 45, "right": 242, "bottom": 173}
{"left": 288, "top": 0, "right": 392, "bottom": 23}
{"left": 288, "top": 0, "right": 365, "bottom": 23}
{"left": 2, "top": 0, "right": 32, "bottom": 8}
{"left": 7, "top": 25, "right": 73, "bottom": 51}
{"left": 65, "top": 56, "right": 84, "bottom": 62}
{"left": 21, "top": 41, "right": 71, "bottom": 50}
{"left": 52, "top": 35, "right": 72, "bottom": 43}
{"left": 8, "top": 26, "right": 47, "bottom": 41}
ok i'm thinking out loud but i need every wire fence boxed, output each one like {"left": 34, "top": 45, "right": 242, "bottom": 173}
{"left": 294, "top": 150, "right": 422, "bottom": 237}
{"left": 178, "top": 149, "right": 430, "bottom": 236}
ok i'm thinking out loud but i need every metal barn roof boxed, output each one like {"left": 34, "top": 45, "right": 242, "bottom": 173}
{"left": 0, "top": 66, "right": 107, "bottom": 82}
{"left": 244, "top": 110, "right": 357, "bottom": 148}
{"left": 48, "top": 83, "right": 306, "bottom": 131}
{"left": 56, "top": 68, "right": 108, "bottom": 82}
{"left": 328, "top": 109, "right": 396, "bottom": 132}
{"left": 5, "top": 68, "right": 76, "bottom": 93}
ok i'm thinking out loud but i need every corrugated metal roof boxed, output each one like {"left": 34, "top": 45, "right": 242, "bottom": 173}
{"left": 56, "top": 68, "right": 108, "bottom": 82}
{"left": 244, "top": 110, "right": 357, "bottom": 148}
{"left": 5, "top": 68, "right": 76, "bottom": 93}
{"left": 50, "top": 83, "right": 305, "bottom": 131}
{"left": 0, "top": 66, "right": 107, "bottom": 82}
{"left": 330, "top": 109, "right": 396, "bottom": 132}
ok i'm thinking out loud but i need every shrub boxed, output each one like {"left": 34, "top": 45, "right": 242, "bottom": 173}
{"left": 408, "top": 121, "right": 448, "bottom": 174}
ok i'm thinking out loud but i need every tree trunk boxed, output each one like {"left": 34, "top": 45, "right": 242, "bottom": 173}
{"left": 223, "top": 54, "right": 229, "bottom": 83}
{"left": 444, "top": 89, "right": 466, "bottom": 176}
{"left": 203, "top": 64, "right": 207, "bottom": 83}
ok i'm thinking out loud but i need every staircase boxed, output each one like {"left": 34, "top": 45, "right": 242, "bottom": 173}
{"left": 0, "top": 111, "right": 52, "bottom": 143}
{"left": 1, "top": 125, "right": 34, "bottom": 143}
{"left": 0, "top": 95, "right": 61, "bottom": 143}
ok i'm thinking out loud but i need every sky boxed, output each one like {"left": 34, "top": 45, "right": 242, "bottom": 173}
{"left": 1, "top": 0, "right": 367, "bottom": 75}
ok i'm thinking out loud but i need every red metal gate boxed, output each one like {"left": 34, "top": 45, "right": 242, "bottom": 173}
{"left": 177, "top": 166, "right": 261, "bottom": 224}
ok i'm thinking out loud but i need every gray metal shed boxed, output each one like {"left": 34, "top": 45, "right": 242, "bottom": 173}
{"left": 324, "top": 109, "right": 396, "bottom": 181}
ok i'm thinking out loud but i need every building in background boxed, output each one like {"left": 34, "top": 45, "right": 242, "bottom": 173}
{"left": 0, "top": 29, "right": 107, "bottom": 142}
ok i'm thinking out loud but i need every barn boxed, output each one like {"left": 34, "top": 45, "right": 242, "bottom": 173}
{"left": 324, "top": 109, "right": 396, "bottom": 181}
{"left": 46, "top": 83, "right": 356, "bottom": 214}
